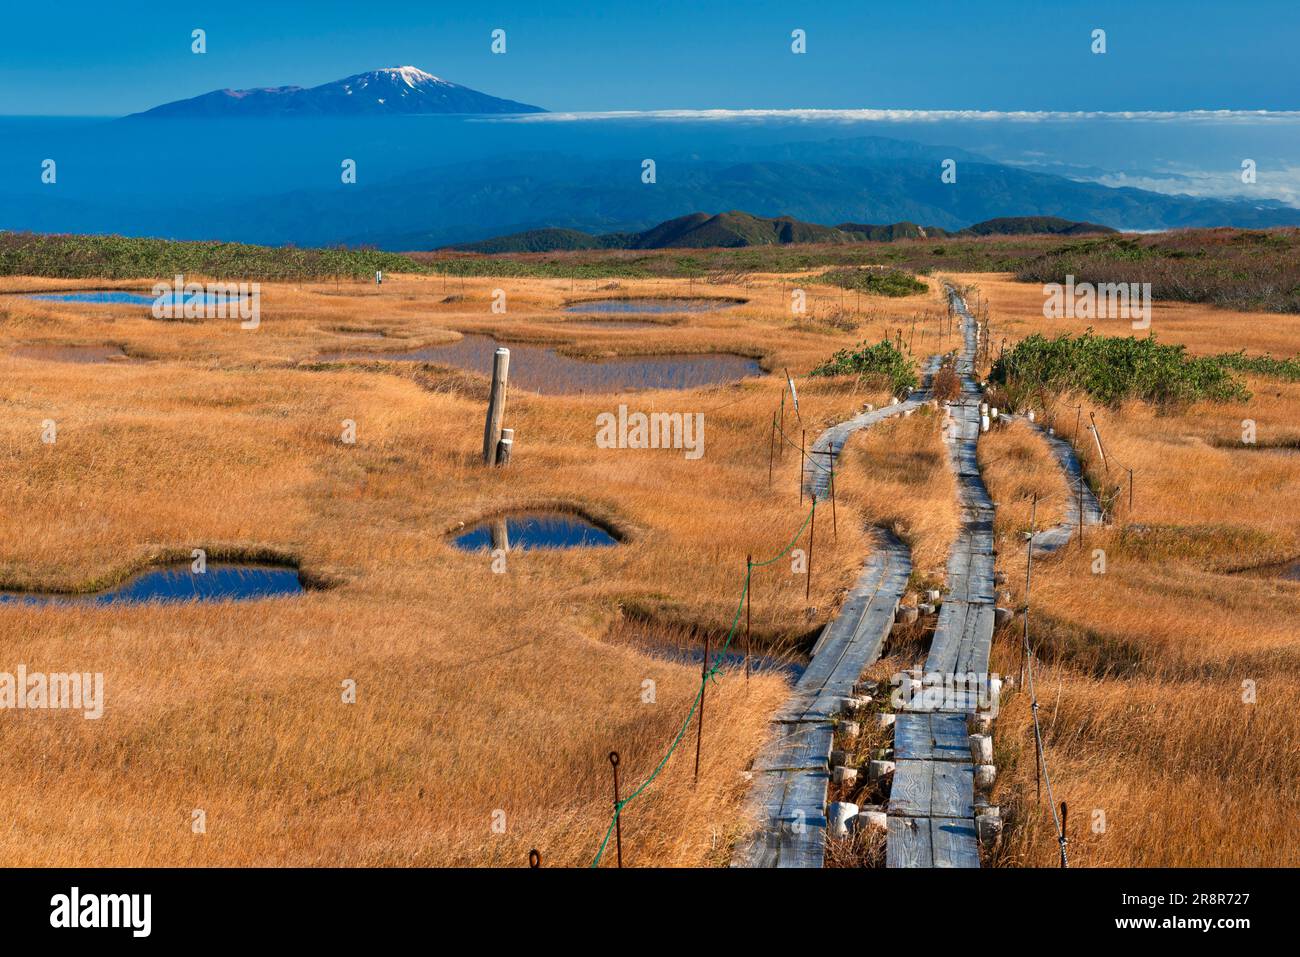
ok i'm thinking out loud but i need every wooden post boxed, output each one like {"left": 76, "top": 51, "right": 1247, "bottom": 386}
{"left": 608, "top": 751, "right": 623, "bottom": 868}
{"left": 806, "top": 500, "right": 816, "bottom": 601}
{"left": 694, "top": 631, "right": 710, "bottom": 784}
{"left": 490, "top": 518, "right": 509, "bottom": 552}
{"left": 495, "top": 427, "right": 514, "bottom": 467}
{"left": 1089, "top": 412, "right": 1109, "bottom": 473}
{"left": 482, "top": 347, "right": 510, "bottom": 464}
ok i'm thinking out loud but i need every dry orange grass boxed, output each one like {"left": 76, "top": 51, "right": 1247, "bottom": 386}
{"left": 0, "top": 270, "right": 945, "bottom": 866}
{"left": 961, "top": 273, "right": 1300, "bottom": 867}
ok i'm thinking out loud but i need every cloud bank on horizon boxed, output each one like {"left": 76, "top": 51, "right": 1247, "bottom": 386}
{"left": 492, "top": 109, "right": 1300, "bottom": 125}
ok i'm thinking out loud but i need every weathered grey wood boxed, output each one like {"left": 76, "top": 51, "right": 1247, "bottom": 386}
{"left": 887, "top": 760, "right": 932, "bottom": 817}
{"left": 482, "top": 347, "right": 510, "bottom": 464}
{"left": 886, "top": 815, "right": 932, "bottom": 868}
{"left": 750, "top": 722, "right": 833, "bottom": 772}
{"left": 931, "top": 761, "right": 975, "bottom": 818}
{"left": 495, "top": 427, "right": 514, "bottom": 466}
{"left": 734, "top": 405, "right": 918, "bottom": 867}
{"left": 887, "top": 286, "right": 992, "bottom": 870}
{"left": 931, "top": 817, "right": 981, "bottom": 868}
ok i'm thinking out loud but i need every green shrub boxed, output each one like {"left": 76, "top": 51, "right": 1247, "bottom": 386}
{"left": 990, "top": 331, "right": 1250, "bottom": 407}
{"left": 816, "top": 267, "right": 927, "bottom": 297}
{"left": 809, "top": 339, "right": 917, "bottom": 395}
{"left": 1212, "top": 351, "right": 1300, "bottom": 383}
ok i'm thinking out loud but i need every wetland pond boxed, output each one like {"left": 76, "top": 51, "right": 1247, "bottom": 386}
{"left": 320, "top": 332, "right": 761, "bottom": 394}
{"left": 0, "top": 564, "right": 305, "bottom": 607}
{"left": 452, "top": 513, "right": 618, "bottom": 551}
{"left": 564, "top": 298, "right": 742, "bottom": 314}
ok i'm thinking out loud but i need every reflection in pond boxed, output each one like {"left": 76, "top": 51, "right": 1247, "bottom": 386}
{"left": 452, "top": 513, "right": 618, "bottom": 551}
{"left": 320, "top": 332, "right": 761, "bottom": 394}
{"left": 0, "top": 564, "right": 305, "bottom": 607}
{"left": 564, "top": 298, "right": 741, "bottom": 314}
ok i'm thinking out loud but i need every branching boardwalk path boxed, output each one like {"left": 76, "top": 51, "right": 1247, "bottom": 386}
{"left": 1004, "top": 415, "right": 1105, "bottom": 555}
{"left": 732, "top": 395, "right": 929, "bottom": 867}
{"left": 886, "top": 286, "right": 992, "bottom": 869}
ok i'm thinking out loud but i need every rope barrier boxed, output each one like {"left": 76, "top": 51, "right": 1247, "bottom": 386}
{"left": 589, "top": 498, "right": 818, "bottom": 867}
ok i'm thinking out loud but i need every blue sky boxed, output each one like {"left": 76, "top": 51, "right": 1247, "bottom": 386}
{"left": 0, "top": 0, "right": 1296, "bottom": 115}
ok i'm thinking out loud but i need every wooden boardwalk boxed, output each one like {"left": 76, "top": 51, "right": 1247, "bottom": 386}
{"left": 732, "top": 400, "right": 920, "bottom": 867}
{"left": 886, "top": 286, "right": 991, "bottom": 869}
{"left": 1004, "top": 415, "right": 1105, "bottom": 556}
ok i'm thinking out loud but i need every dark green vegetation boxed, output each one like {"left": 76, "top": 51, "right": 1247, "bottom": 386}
{"left": 0, "top": 232, "right": 431, "bottom": 281}
{"left": 1212, "top": 351, "right": 1300, "bottom": 382}
{"left": 809, "top": 339, "right": 918, "bottom": 395}
{"left": 961, "top": 216, "right": 1116, "bottom": 237}
{"left": 449, "top": 211, "right": 1114, "bottom": 254}
{"left": 1015, "top": 228, "right": 1300, "bottom": 314}
{"left": 991, "top": 331, "right": 1252, "bottom": 408}
{"left": 815, "top": 267, "right": 928, "bottom": 298}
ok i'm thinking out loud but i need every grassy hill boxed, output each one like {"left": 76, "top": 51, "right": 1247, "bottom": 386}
{"left": 448, "top": 212, "right": 1115, "bottom": 254}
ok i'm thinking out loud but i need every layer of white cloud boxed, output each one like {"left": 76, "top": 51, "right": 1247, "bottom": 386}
{"left": 492, "top": 108, "right": 1300, "bottom": 124}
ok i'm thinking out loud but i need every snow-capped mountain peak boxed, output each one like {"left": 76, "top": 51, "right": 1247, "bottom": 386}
{"left": 128, "top": 66, "right": 544, "bottom": 118}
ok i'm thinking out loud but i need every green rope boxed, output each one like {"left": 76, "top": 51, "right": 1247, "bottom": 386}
{"left": 590, "top": 499, "right": 817, "bottom": 867}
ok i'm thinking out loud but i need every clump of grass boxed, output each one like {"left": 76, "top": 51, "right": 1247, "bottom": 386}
{"left": 817, "top": 267, "right": 928, "bottom": 298}
{"left": 809, "top": 339, "right": 917, "bottom": 395}
{"left": 990, "top": 330, "right": 1251, "bottom": 407}
{"left": 930, "top": 355, "right": 961, "bottom": 403}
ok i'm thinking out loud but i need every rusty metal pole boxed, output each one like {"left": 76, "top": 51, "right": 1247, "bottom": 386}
{"left": 1128, "top": 468, "right": 1134, "bottom": 514}
{"left": 768, "top": 412, "right": 776, "bottom": 489}
{"left": 806, "top": 500, "right": 816, "bottom": 601}
{"left": 609, "top": 751, "right": 623, "bottom": 868}
{"left": 1020, "top": 495, "right": 1036, "bottom": 688}
{"left": 799, "top": 429, "right": 806, "bottom": 504}
{"left": 827, "top": 451, "right": 837, "bottom": 540}
{"left": 694, "top": 631, "right": 710, "bottom": 784}
{"left": 779, "top": 392, "right": 786, "bottom": 460}
{"left": 745, "top": 556, "right": 752, "bottom": 683}
{"left": 1078, "top": 476, "right": 1085, "bottom": 547}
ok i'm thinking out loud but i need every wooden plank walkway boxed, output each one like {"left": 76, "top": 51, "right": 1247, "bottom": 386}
{"left": 886, "top": 285, "right": 992, "bottom": 869}
{"left": 733, "top": 401, "right": 920, "bottom": 867}
{"left": 1003, "top": 414, "right": 1105, "bottom": 556}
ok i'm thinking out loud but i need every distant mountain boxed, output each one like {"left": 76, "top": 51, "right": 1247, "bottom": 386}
{"left": 127, "top": 66, "right": 545, "bottom": 118}
{"left": 837, "top": 221, "right": 950, "bottom": 241}
{"left": 959, "top": 216, "right": 1117, "bottom": 237}
{"left": 448, "top": 211, "right": 1120, "bottom": 253}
